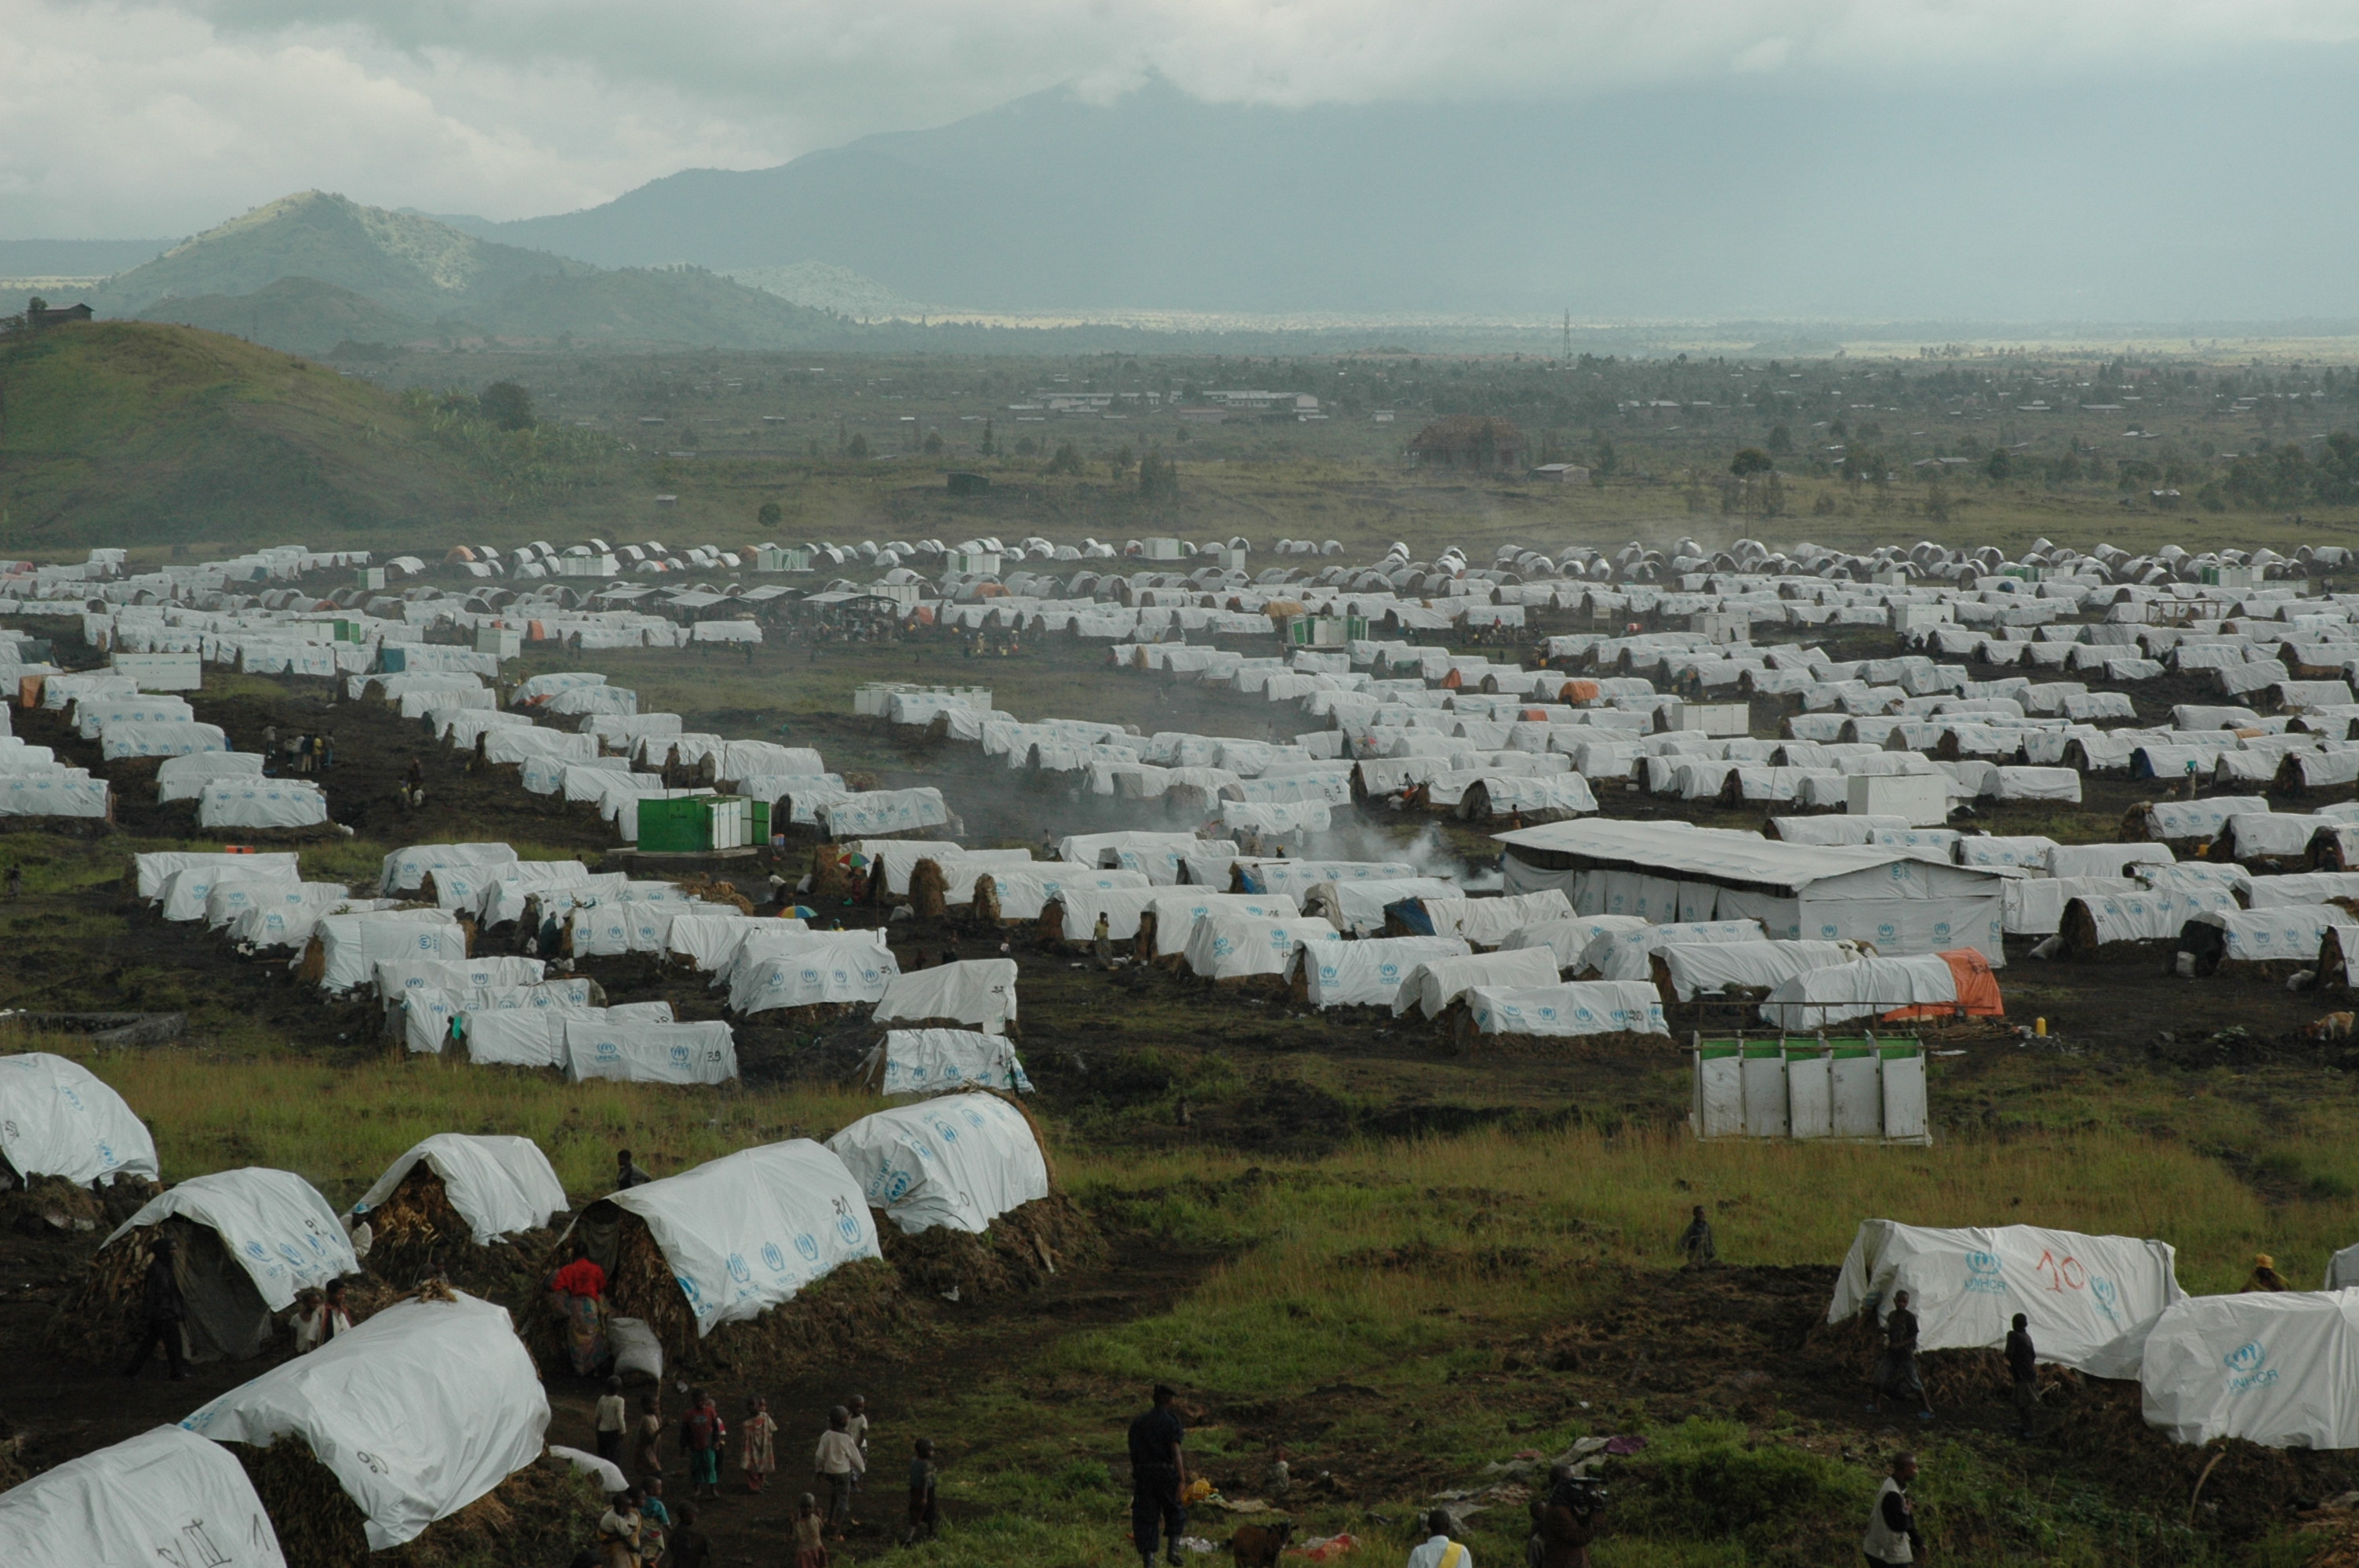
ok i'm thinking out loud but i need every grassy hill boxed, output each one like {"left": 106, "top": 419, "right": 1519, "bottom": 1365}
{"left": 131, "top": 276, "right": 434, "bottom": 358}
{"left": 0, "top": 320, "right": 622, "bottom": 548}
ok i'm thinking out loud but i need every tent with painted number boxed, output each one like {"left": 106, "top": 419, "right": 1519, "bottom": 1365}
{"left": 1827, "top": 1219, "right": 2183, "bottom": 1374}
{"left": 562, "top": 1018, "right": 738, "bottom": 1084}
{"left": 178, "top": 1292, "right": 549, "bottom": 1550}
{"left": 0, "top": 1424, "right": 287, "bottom": 1568}
{"left": 826, "top": 1092, "right": 1051, "bottom": 1235}
{"left": 1392, "top": 946, "right": 1561, "bottom": 1018}
{"left": 856, "top": 1029, "right": 1034, "bottom": 1098}
{"left": 598, "top": 1140, "right": 882, "bottom": 1339}
{"left": 871, "top": 959, "right": 1019, "bottom": 1036}
{"left": 0, "top": 1051, "right": 158, "bottom": 1188}
{"left": 1181, "top": 912, "right": 1341, "bottom": 982}
{"left": 85, "top": 1168, "right": 358, "bottom": 1361}
{"left": 350, "top": 1134, "right": 568, "bottom": 1246}
{"left": 1295, "top": 935, "right": 1473, "bottom": 1008}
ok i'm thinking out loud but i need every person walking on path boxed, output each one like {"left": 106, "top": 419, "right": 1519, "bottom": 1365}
{"left": 1677, "top": 1204, "right": 1716, "bottom": 1269}
{"left": 667, "top": 1504, "right": 711, "bottom": 1568}
{"left": 740, "top": 1396, "right": 778, "bottom": 1493}
{"left": 1526, "top": 1465, "right": 1601, "bottom": 1568}
{"left": 1861, "top": 1453, "right": 1925, "bottom": 1567}
{"left": 2005, "top": 1314, "right": 2039, "bottom": 1439}
{"left": 1405, "top": 1509, "right": 1471, "bottom": 1568}
{"left": 1127, "top": 1384, "right": 1188, "bottom": 1568}
{"left": 5, "top": 863, "right": 20, "bottom": 899}
{"left": 814, "top": 1406, "right": 866, "bottom": 1538}
{"left": 903, "top": 1438, "right": 940, "bottom": 1547}
{"left": 122, "top": 1236, "right": 187, "bottom": 1381}
{"left": 632, "top": 1393, "right": 666, "bottom": 1481}
{"left": 595, "top": 1486, "right": 644, "bottom": 1568}
{"left": 1095, "top": 911, "right": 1116, "bottom": 969}
{"left": 1867, "top": 1289, "right": 1934, "bottom": 1423}
{"left": 595, "top": 1376, "right": 629, "bottom": 1465}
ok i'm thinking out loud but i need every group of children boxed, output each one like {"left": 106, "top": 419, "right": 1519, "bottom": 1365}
{"left": 588, "top": 1382, "right": 940, "bottom": 1566}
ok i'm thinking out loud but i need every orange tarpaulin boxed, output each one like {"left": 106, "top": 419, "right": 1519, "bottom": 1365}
{"left": 1558, "top": 679, "right": 1601, "bottom": 705}
{"left": 1883, "top": 949, "right": 2005, "bottom": 1022}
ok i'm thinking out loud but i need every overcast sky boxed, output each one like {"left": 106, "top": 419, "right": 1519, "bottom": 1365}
{"left": 7, "top": 0, "right": 2359, "bottom": 242}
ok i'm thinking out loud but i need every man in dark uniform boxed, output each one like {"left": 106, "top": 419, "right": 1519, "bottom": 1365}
{"left": 1126, "top": 1384, "right": 1188, "bottom": 1568}
{"left": 123, "top": 1236, "right": 187, "bottom": 1381}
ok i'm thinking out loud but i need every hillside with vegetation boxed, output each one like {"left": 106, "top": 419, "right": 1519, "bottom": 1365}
{"left": 0, "top": 320, "right": 624, "bottom": 548}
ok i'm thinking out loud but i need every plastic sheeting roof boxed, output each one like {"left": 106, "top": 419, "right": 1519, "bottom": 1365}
{"left": 0, "top": 1051, "right": 158, "bottom": 1186}
{"left": 180, "top": 1293, "right": 548, "bottom": 1550}
{"left": 862, "top": 1029, "right": 1034, "bottom": 1098}
{"left": 350, "top": 1134, "right": 567, "bottom": 1245}
{"left": 106, "top": 1167, "right": 356, "bottom": 1312}
{"left": 606, "top": 1140, "right": 881, "bottom": 1336}
{"left": 0, "top": 1423, "right": 286, "bottom": 1568}
{"left": 871, "top": 959, "right": 1018, "bottom": 1035}
{"left": 1496, "top": 819, "right": 1983, "bottom": 895}
{"left": 827, "top": 1092, "right": 1051, "bottom": 1236}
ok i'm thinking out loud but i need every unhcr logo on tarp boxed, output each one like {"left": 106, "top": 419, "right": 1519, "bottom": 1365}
{"left": 2225, "top": 1341, "right": 2279, "bottom": 1394}
{"left": 1964, "top": 1250, "right": 2007, "bottom": 1294}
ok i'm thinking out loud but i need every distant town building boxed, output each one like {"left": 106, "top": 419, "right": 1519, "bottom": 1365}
{"left": 1407, "top": 415, "right": 1525, "bottom": 471}
{"left": 1531, "top": 463, "right": 1590, "bottom": 484}
{"left": 23, "top": 301, "right": 93, "bottom": 328}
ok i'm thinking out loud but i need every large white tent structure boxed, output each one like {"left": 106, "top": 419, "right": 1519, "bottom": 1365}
{"left": 827, "top": 1093, "right": 1051, "bottom": 1235}
{"left": 0, "top": 1052, "right": 158, "bottom": 1188}
{"left": 0, "top": 1424, "right": 286, "bottom": 1568}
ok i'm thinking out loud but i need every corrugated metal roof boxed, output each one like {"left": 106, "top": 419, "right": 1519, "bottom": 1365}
{"left": 1492, "top": 818, "right": 1998, "bottom": 895}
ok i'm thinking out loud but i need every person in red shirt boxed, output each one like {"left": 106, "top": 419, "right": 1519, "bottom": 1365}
{"left": 549, "top": 1243, "right": 609, "bottom": 1376}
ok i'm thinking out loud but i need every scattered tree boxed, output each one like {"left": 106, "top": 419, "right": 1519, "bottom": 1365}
{"left": 1983, "top": 446, "right": 2012, "bottom": 483}
{"left": 1729, "top": 448, "right": 1772, "bottom": 477}
{"left": 478, "top": 380, "right": 535, "bottom": 430}
{"left": 923, "top": 430, "right": 944, "bottom": 456}
{"left": 1014, "top": 435, "right": 1038, "bottom": 458}
{"left": 757, "top": 500, "right": 783, "bottom": 528}
{"left": 1139, "top": 445, "right": 1180, "bottom": 499}
{"left": 1047, "top": 441, "right": 1085, "bottom": 476}
{"left": 1110, "top": 445, "right": 1136, "bottom": 483}
{"left": 980, "top": 417, "right": 995, "bottom": 456}
{"left": 847, "top": 433, "right": 871, "bottom": 459}
{"left": 1766, "top": 422, "right": 1794, "bottom": 456}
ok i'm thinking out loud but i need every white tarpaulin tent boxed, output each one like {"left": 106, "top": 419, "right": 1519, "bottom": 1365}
{"left": 605, "top": 1140, "right": 881, "bottom": 1336}
{"left": 2103, "top": 1291, "right": 2359, "bottom": 1448}
{"left": 660, "top": 912, "right": 763, "bottom": 971}
{"left": 1757, "top": 954, "right": 1958, "bottom": 1029}
{"left": 156, "top": 750, "right": 263, "bottom": 801}
{"left": 379, "top": 844, "right": 519, "bottom": 896}
{"left": 179, "top": 1293, "right": 549, "bottom": 1550}
{"left": 1496, "top": 819, "right": 2007, "bottom": 965}
{"left": 202, "top": 879, "right": 344, "bottom": 931}
{"left": 1394, "top": 946, "right": 1563, "bottom": 1018}
{"left": 0, "top": 1052, "right": 158, "bottom": 1187}
{"left": 859, "top": 1029, "right": 1034, "bottom": 1097}
{"left": 1501, "top": 914, "right": 1650, "bottom": 971}
{"left": 136, "top": 851, "right": 300, "bottom": 901}
{"left": 107, "top": 1168, "right": 358, "bottom": 1312}
{"left": 562, "top": 1019, "right": 737, "bottom": 1084}
{"left": 729, "top": 931, "right": 900, "bottom": 1014}
{"left": 315, "top": 910, "right": 465, "bottom": 992}
{"left": 816, "top": 787, "right": 951, "bottom": 837}
{"left": 1656, "top": 940, "right": 1862, "bottom": 1001}
{"left": 1142, "top": 891, "right": 1303, "bottom": 957}
{"left": 156, "top": 859, "right": 301, "bottom": 922}
{"left": 1408, "top": 890, "right": 1577, "bottom": 947}
{"left": 1297, "top": 936, "right": 1473, "bottom": 1008}
{"left": 350, "top": 1134, "right": 568, "bottom": 1244}
{"left": 196, "top": 781, "right": 329, "bottom": 831}
{"left": 0, "top": 1423, "right": 287, "bottom": 1568}
{"left": 1058, "top": 831, "right": 1228, "bottom": 885}
{"left": 983, "top": 867, "right": 1150, "bottom": 921}
{"left": 454, "top": 1001, "right": 665, "bottom": 1069}
{"left": 1827, "top": 1219, "right": 2183, "bottom": 1373}
{"left": 1582, "top": 919, "right": 1768, "bottom": 981}
{"left": 826, "top": 1092, "right": 1051, "bottom": 1235}
{"left": 871, "top": 960, "right": 1019, "bottom": 1035}
{"left": 1181, "top": 913, "right": 1340, "bottom": 981}
{"left": 374, "top": 956, "right": 549, "bottom": 1001}
{"left": 1304, "top": 877, "right": 1459, "bottom": 935}
{"left": 2328, "top": 1243, "right": 2359, "bottom": 1290}
{"left": 1463, "top": 980, "right": 1670, "bottom": 1037}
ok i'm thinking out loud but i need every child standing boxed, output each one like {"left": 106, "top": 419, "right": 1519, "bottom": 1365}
{"left": 903, "top": 1437, "right": 940, "bottom": 1546}
{"left": 594, "top": 1376, "right": 628, "bottom": 1466}
{"left": 793, "top": 1493, "right": 829, "bottom": 1568}
{"left": 682, "top": 1391, "right": 728, "bottom": 1501}
{"left": 812, "top": 1406, "right": 865, "bottom": 1539}
{"left": 740, "top": 1396, "right": 779, "bottom": 1494}
{"left": 632, "top": 1393, "right": 665, "bottom": 1482}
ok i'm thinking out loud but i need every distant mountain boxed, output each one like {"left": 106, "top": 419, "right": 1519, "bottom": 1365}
{"left": 720, "top": 261, "right": 931, "bottom": 320}
{"left": 81, "top": 191, "right": 838, "bottom": 352}
{"left": 459, "top": 71, "right": 2359, "bottom": 320}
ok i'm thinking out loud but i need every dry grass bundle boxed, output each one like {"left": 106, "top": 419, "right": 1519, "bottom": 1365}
{"left": 231, "top": 1434, "right": 602, "bottom": 1568}
{"left": 810, "top": 846, "right": 856, "bottom": 902}
{"left": 296, "top": 936, "right": 328, "bottom": 985}
{"left": 909, "top": 857, "right": 949, "bottom": 918}
{"left": 42, "top": 1226, "right": 155, "bottom": 1365}
{"left": 673, "top": 875, "right": 755, "bottom": 916}
{"left": 360, "top": 1165, "right": 551, "bottom": 1297}
{"left": 878, "top": 1191, "right": 1105, "bottom": 1301}
{"left": 0, "top": 1171, "right": 110, "bottom": 1229}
